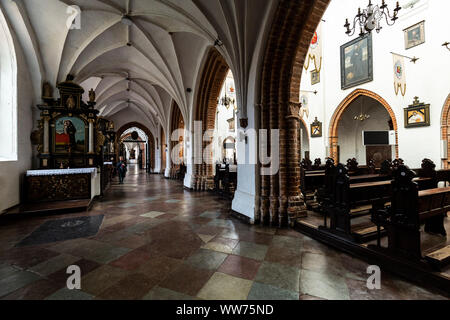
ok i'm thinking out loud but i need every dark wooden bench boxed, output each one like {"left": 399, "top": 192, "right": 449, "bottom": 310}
{"left": 372, "top": 165, "right": 450, "bottom": 270}
{"left": 326, "top": 163, "right": 436, "bottom": 243}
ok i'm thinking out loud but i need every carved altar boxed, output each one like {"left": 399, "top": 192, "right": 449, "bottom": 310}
{"left": 25, "top": 76, "right": 116, "bottom": 206}
{"left": 34, "top": 75, "right": 115, "bottom": 169}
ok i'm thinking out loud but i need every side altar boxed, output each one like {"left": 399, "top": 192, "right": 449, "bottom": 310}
{"left": 24, "top": 76, "right": 116, "bottom": 208}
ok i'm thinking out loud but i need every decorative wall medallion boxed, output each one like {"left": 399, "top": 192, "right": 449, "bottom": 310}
{"left": 404, "top": 97, "right": 430, "bottom": 128}
{"left": 310, "top": 117, "right": 323, "bottom": 137}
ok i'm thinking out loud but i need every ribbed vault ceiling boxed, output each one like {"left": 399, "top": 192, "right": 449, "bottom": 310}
{"left": 1, "top": 0, "right": 277, "bottom": 135}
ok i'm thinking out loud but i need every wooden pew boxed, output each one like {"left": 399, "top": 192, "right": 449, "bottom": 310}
{"left": 327, "top": 163, "right": 436, "bottom": 243}
{"left": 372, "top": 165, "right": 450, "bottom": 269}
{"left": 214, "top": 163, "right": 237, "bottom": 199}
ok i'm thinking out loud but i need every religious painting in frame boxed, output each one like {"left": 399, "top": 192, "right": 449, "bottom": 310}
{"left": 404, "top": 21, "right": 425, "bottom": 50}
{"left": 53, "top": 116, "right": 87, "bottom": 154}
{"left": 311, "top": 69, "right": 320, "bottom": 85}
{"left": 310, "top": 117, "right": 322, "bottom": 138}
{"left": 404, "top": 97, "right": 430, "bottom": 128}
{"left": 340, "top": 33, "right": 373, "bottom": 90}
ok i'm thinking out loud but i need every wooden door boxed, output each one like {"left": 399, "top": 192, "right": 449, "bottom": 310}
{"left": 366, "top": 146, "right": 392, "bottom": 168}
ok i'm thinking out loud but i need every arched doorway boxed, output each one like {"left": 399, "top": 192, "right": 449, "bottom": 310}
{"left": 116, "top": 122, "right": 155, "bottom": 172}
{"left": 329, "top": 89, "right": 399, "bottom": 164}
{"left": 440, "top": 94, "right": 450, "bottom": 169}
{"left": 120, "top": 129, "right": 148, "bottom": 173}
{"left": 191, "top": 47, "right": 230, "bottom": 191}
{"left": 222, "top": 136, "right": 237, "bottom": 164}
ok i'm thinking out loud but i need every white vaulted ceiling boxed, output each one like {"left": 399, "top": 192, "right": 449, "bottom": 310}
{"left": 1, "top": 0, "right": 277, "bottom": 135}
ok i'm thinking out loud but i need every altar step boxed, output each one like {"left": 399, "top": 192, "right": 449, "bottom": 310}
{"left": 2, "top": 199, "right": 93, "bottom": 218}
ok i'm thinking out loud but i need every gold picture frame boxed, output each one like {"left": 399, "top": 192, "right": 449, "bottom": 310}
{"left": 404, "top": 21, "right": 425, "bottom": 50}
{"left": 404, "top": 97, "right": 430, "bottom": 128}
{"left": 311, "top": 69, "right": 320, "bottom": 85}
{"left": 310, "top": 117, "right": 322, "bottom": 138}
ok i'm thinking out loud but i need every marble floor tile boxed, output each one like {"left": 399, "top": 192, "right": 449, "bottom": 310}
{"left": 143, "top": 286, "right": 198, "bottom": 300}
{"left": 185, "top": 249, "right": 228, "bottom": 270}
{"left": 197, "top": 272, "right": 253, "bottom": 300}
{"left": 140, "top": 211, "right": 166, "bottom": 218}
{"left": 201, "top": 237, "right": 239, "bottom": 254}
{"left": 299, "top": 269, "right": 350, "bottom": 300}
{"left": 232, "top": 241, "right": 268, "bottom": 261}
{"left": 1, "top": 279, "right": 59, "bottom": 300}
{"left": 96, "top": 273, "right": 157, "bottom": 300}
{"left": 248, "top": 282, "right": 299, "bottom": 300}
{"left": 29, "top": 253, "right": 80, "bottom": 277}
{"left": 80, "top": 265, "right": 130, "bottom": 296}
{"left": 255, "top": 262, "right": 300, "bottom": 292}
{"left": 218, "top": 255, "right": 261, "bottom": 280}
{"left": 159, "top": 264, "right": 214, "bottom": 297}
{"left": 109, "top": 249, "right": 152, "bottom": 271}
{"left": 0, "top": 271, "right": 42, "bottom": 298}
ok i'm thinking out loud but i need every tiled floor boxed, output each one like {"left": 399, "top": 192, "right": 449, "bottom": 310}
{"left": 0, "top": 168, "right": 448, "bottom": 300}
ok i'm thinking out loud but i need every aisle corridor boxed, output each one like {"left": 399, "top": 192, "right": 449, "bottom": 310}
{"left": 0, "top": 173, "right": 446, "bottom": 300}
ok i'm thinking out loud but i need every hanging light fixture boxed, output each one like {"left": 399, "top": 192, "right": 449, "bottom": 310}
{"left": 344, "top": 0, "right": 401, "bottom": 37}
{"left": 219, "top": 80, "right": 235, "bottom": 109}
{"left": 354, "top": 98, "right": 370, "bottom": 122}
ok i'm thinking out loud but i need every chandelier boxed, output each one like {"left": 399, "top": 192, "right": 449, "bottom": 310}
{"left": 344, "top": 0, "right": 401, "bottom": 37}
{"left": 219, "top": 88, "right": 235, "bottom": 109}
{"left": 354, "top": 98, "right": 370, "bottom": 122}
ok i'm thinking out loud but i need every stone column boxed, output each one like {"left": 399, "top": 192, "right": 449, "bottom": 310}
{"left": 278, "top": 101, "right": 288, "bottom": 228}
{"left": 269, "top": 102, "right": 280, "bottom": 227}
{"left": 286, "top": 102, "right": 307, "bottom": 226}
{"left": 260, "top": 103, "right": 270, "bottom": 225}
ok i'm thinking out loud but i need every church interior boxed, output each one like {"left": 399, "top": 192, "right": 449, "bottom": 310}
{"left": 0, "top": 0, "right": 449, "bottom": 301}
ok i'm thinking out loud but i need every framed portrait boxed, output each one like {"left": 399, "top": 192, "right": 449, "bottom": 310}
{"left": 311, "top": 69, "right": 320, "bottom": 85}
{"left": 404, "top": 21, "right": 425, "bottom": 50}
{"left": 310, "top": 117, "right": 322, "bottom": 138}
{"left": 404, "top": 97, "right": 430, "bottom": 128}
{"left": 53, "top": 116, "right": 87, "bottom": 153}
{"left": 340, "top": 33, "right": 373, "bottom": 90}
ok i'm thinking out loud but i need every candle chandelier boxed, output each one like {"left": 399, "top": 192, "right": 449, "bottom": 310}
{"left": 344, "top": 0, "right": 402, "bottom": 37}
{"left": 220, "top": 93, "right": 235, "bottom": 109}
{"left": 354, "top": 98, "right": 370, "bottom": 122}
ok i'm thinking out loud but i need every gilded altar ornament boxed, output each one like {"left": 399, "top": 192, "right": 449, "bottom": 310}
{"left": 67, "top": 95, "right": 76, "bottom": 110}
{"left": 89, "top": 88, "right": 96, "bottom": 103}
{"left": 42, "top": 82, "right": 53, "bottom": 99}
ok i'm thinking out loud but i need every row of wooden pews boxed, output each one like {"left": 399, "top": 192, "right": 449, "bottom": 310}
{"left": 323, "top": 161, "right": 436, "bottom": 243}
{"left": 371, "top": 165, "right": 450, "bottom": 270}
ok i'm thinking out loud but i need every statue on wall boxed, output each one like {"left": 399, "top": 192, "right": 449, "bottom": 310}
{"left": 67, "top": 95, "right": 76, "bottom": 110}
{"left": 42, "top": 82, "right": 53, "bottom": 99}
{"left": 89, "top": 88, "right": 96, "bottom": 103}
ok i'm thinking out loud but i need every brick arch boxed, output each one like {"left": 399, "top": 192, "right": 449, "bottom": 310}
{"left": 191, "top": 47, "right": 229, "bottom": 191}
{"left": 440, "top": 94, "right": 450, "bottom": 168}
{"left": 169, "top": 101, "right": 185, "bottom": 179}
{"left": 259, "top": 0, "right": 330, "bottom": 227}
{"left": 328, "top": 89, "right": 399, "bottom": 163}
{"left": 116, "top": 122, "right": 155, "bottom": 171}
